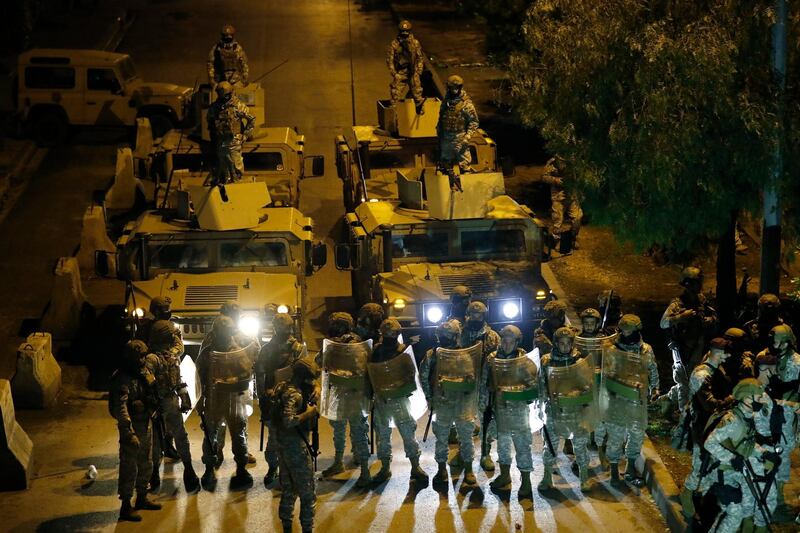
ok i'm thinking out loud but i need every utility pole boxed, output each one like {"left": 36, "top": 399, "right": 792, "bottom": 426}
{"left": 760, "top": 0, "right": 787, "bottom": 295}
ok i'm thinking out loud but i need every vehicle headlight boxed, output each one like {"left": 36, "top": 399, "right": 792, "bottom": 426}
{"left": 393, "top": 298, "right": 406, "bottom": 310}
{"left": 238, "top": 316, "right": 260, "bottom": 337}
{"left": 490, "top": 298, "right": 523, "bottom": 322}
{"left": 276, "top": 304, "right": 289, "bottom": 314}
{"left": 134, "top": 307, "right": 145, "bottom": 318}
{"left": 502, "top": 301, "right": 520, "bottom": 319}
{"left": 535, "top": 290, "right": 547, "bottom": 300}
{"left": 424, "top": 304, "right": 444, "bottom": 325}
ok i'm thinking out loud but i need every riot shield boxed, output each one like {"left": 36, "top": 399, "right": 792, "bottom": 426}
{"left": 367, "top": 345, "right": 427, "bottom": 423}
{"left": 599, "top": 345, "right": 648, "bottom": 425}
{"left": 546, "top": 354, "right": 597, "bottom": 434}
{"left": 436, "top": 342, "right": 482, "bottom": 393}
{"left": 492, "top": 351, "right": 539, "bottom": 402}
{"left": 272, "top": 343, "right": 309, "bottom": 386}
{"left": 179, "top": 354, "right": 201, "bottom": 422}
{"left": 575, "top": 332, "right": 618, "bottom": 371}
{"left": 320, "top": 339, "right": 372, "bottom": 421}
{"left": 210, "top": 341, "right": 257, "bottom": 393}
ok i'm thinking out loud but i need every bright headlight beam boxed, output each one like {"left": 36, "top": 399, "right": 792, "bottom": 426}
{"left": 502, "top": 301, "right": 520, "bottom": 319}
{"left": 238, "top": 316, "right": 260, "bottom": 337}
{"left": 426, "top": 306, "right": 443, "bottom": 324}
{"left": 276, "top": 304, "right": 289, "bottom": 314}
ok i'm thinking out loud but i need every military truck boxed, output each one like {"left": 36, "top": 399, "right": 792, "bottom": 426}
{"left": 334, "top": 165, "right": 551, "bottom": 352}
{"left": 98, "top": 181, "right": 326, "bottom": 353}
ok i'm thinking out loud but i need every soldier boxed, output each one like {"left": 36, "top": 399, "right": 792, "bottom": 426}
{"left": 255, "top": 313, "right": 307, "bottom": 487}
{"left": 369, "top": 318, "right": 427, "bottom": 485}
{"left": 197, "top": 316, "right": 253, "bottom": 491}
{"left": 540, "top": 156, "right": 583, "bottom": 248}
{"left": 539, "top": 327, "right": 595, "bottom": 491}
{"left": 482, "top": 325, "right": 535, "bottom": 499}
{"left": 207, "top": 81, "right": 255, "bottom": 187}
{"left": 602, "top": 314, "right": 659, "bottom": 486}
{"left": 271, "top": 356, "right": 320, "bottom": 533}
{"left": 660, "top": 266, "right": 719, "bottom": 370}
{"left": 743, "top": 293, "right": 784, "bottom": 354}
{"left": 147, "top": 320, "right": 199, "bottom": 493}
{"left": 721, "top": 327, "right": 756, "bottom": 385}
{"left": 437, "top": 75, "right": 479, "bottom": 176}
{"left": 534, "top": 300, "right": 569, "bottom": 356}
{"left": 386, "top": 20, "right": 424, "bottom": 110}
{"left": 110, "top": 340, "right": 162, "bottom": 522}
{"left": 761, "top": 324, "right": 800, "bottom": 402}
{"left": 598, "top": 290, "right": 623, "bottom": 331}
{"left": 207, "top": 24, "right": 249, "bottom": 87}
{"left": 679, "top": 338, "right": 734, "bottom": 518}
{"left": 354, "top": 303, "right": 385, "bottom": 344}
{"left": 319, "top": 312, "right": 371, "bottom": 487}
{"left": 420, "top": 319, "right": 479, "bottom": 489}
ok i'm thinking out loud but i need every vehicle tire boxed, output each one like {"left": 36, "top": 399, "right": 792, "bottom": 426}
{"left": 141, "top": 112, "right": 174, "bottom": 139}
{"left": 31, "top": 111, "right": 68, "bottom": 147}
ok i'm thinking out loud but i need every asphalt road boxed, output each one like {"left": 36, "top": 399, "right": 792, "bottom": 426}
{"left": 0, "top": 1, "right": 667, "bottom": 531}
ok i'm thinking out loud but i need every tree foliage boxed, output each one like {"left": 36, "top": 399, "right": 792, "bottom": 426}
{"left": 510, "top": 0, "right": 799, "bottom": 254}
{"left": 454, "top": 0, "right": 535, "bottom": 62}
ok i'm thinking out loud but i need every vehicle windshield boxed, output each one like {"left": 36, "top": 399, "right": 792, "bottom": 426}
{"left": 368, "top": 144, "right": 438, "bottom": 171}
{"left": 146, "top": 237, "right": 289, "bottom": 273}
{"left": 118, "top": 56, "right": 138, "bottom": 83}
{"left": 242, "top": 151, "right": 284, "bottom": 171}
{"left": 391, "top": 226, "right": 528, "bottom": 263}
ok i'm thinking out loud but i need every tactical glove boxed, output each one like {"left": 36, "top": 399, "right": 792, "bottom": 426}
{"left": 123, "top": 431, "right": 140, "bottom": 449}
{"left": 179, "top": 392, "right": 192, "bottom": 413}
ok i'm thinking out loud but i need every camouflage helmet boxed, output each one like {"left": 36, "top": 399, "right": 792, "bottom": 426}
{"left": 579, "top": 308, "right": 601, "bottom": 321}
{"left": 216, "top": 81, "right": 234, "bottom": 96}
{"left": 543, "top": 300, "right": 567, "bottom": 320}
{"left": 272, "top": 313, "right": 294, "bottom": 335}
{"left": 770, "top": 324, "right": 796, "bottom": 347}
{"left": 466, "top": 301, "right": 488, "bottom": 317}
{"left": 450, "top": 285, "right": 472, "bottom": 300}
{"left": 149, "top": 320, "right": 175, "bottom": 349}
{"left": 124, "top": 339, "right": 149, "bottom": 364}
{"left": 328, "top": 311, "right": 354, "bottom": 333}
{"left": 379, "top": 318, "right": 402, "bottom": 338}
{"left": 554, "top": 326, "right": 576, "bottom": 342}
{"left": 149, "top": 296, "right": 172, "bottom": 315}
{"left": 221, "top": 24, "right": 236, "bottom": 39}
{"left": 220, "top": 300, "right": 241, "bottom": 319}
{"left": 499, "top": 325, "right": 522, "bottom": 342}
{"left": 732, "top": 378, "right": 764, "bottom": 401}
{"left": 679, "top": 266, "right": 703, "bottom": 287}
{"left": 446, "top": 75, "right": 464, "bottom": 90}
{"left": 436, "top": 319, "right": 462, "bottom": 340}
{"left": 758, "top": 293, "right": 781, "bottom": 310}
{"left": 618, "top": 314, "right": 643, "bottom": 332}
{"left": 212, "top": 315, "right": 237, "bottom": 338}
{"left": 398, "top": 20, "right": 412, "bottom": 32}
{"left": 358, "top": 303, "right": 385, "bottom": 321}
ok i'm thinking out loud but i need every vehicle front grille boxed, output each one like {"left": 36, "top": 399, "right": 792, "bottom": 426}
{"left": 183, "top": 285, "right": 239, "bottom": 306}
{"left": 439, "top": 274, "right": 495, "bottom": 296}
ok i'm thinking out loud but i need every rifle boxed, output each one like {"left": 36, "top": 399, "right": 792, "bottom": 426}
{"left": 541, "top": 422, "right": 557, "bottom": 457}
{"left": 311, "top": 406, "right": 320, "bottom": 471}
{"left": 423, "top": 406, "right": 433, "bottom": 442}
{"left": 250, "top": 59, "right": 290, "bottom": 85}
{"left": 600, "top": 289, "right": 613, "bottom": 331}
{"left": 720, "top": 442, "right": 776, "bottom": 532}
{"left": 481, "top": 392, "right": 494, "bottom": 456}
{"left": 259, "top": 421, "right": 265, "bottom": 452}
{"left": 197, "top": 397, "right": 218, "bottom": 464}
{"left": 369, "top": 404, "right": 375, "bottom": 455}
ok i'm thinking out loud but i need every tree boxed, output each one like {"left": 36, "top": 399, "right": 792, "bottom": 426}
{"left": 510, "top": 0, "right": 799, "bottom": 326}
{"left": 453, "top": 0, "right": 535, "bottom": 62}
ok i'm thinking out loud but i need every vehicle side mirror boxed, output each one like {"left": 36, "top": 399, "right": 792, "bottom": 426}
{"left": 95, "top": 250, "right": 118, "bottom": 278}
{"left": 334, "top": 242, "right": 361, "bottom": 271}
{"left": 501, "top": 155, "right": 515, "bottom": 177}
{"left": 311, "top": 242, "right": 327, "bottom": 269}
{"left": 304, "top": 155, "right": 325, "bottom": 178}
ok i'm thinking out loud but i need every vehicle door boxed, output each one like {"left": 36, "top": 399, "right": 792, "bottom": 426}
{"left": 83, "top": 67, "right": 133, "bottom": 126}
{"left": 21, "top": 64, "right": 81, "bottom": 124}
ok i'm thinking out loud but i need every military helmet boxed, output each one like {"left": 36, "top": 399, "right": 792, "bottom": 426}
{"left": 499, "top": 325, "right": 522, "bottom": 342}
{"left": 437, "top": 319, "right": 462, "bottom": 339}
{"left": 679, "top": 266, "right": 703, "bottom": 286}
{"left": 723, "top": 327, "right": 747, "bottom": 340}
{"left": 732, "top": 378, "right": 764, "bottom": 401}
{"left": 598, "top": 289, "right": 622, "bottom": 308}
{"left": 580, "top": 308, "right": 601, "bottom": 321}
{"left": 149, "top": 296, "right": 172, "bottom": 314}
{"left": 220, "top": 300, "right": 241, "bottom": 319}
{"left": 273, "top": 313, "right": 294, "bottom": 334}
{"left": 446, "top": 75, "right": 464, "bottom": 89}
{"left": 379, "top": 318, "right": 402, "bottom": 338}
{"left": 451, "top": 285, "right": 472, "bottom": 300}
{"left": 554, "top": 327, "right": 576, "bottom": 341}
{"left": 398, "top": 20, "right": 412, "bottom": 32}
{"left": 770, "top": 324, "right": 796, "bottom": 347}
{"left": 216, "top": 81, "right": 234, "bottom": 96}
{"left": 149, "top": 320, "right": 175, "bottom": 348}
{"left": 758, "top": 293, "right": 781, "bottom": 310}
{"left": 358, "top": 303, "right": 385, "bottom": 321}
{"left": 213, "top": 315, "right": 236, "bottom": 337}
{"left": 618, "top": 314, "right": 643, "bottom": 332}
{"left": 543, "top": 300, "right": 567, "bottom": 319}
{"left": 124, "top": 339, "right": 149, "bottom": 363}
{"left": 328, "top": 312, "right": 354, "bottom": 332}
{"left": 466, "top": 301, "right": 488, "bottom": 316}
{"left": 221, "top": 24, "right": 236, "bottom": 38}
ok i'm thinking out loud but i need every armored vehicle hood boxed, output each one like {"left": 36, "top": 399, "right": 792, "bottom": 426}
{"left": 128, "top": 79, "right": 193, "bottom": 99}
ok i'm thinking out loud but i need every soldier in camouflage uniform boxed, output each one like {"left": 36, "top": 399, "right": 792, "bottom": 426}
{"left": 110, "top": 340, "right": 162, "bottom": 522}
{"left": 541, "top": 156, "right": 583, "bottom": 247}
{"left": 319, "top": 312, "right": 371, "bottom": 487}
{"left": 534, "top": 300, "right": 569, "bottom": 356}
{"left": 539, "top": 327, "right": 593, "bottom": 491}
{"left": 354, "top": 303, "right": 385, "bottom": 344}
{"left": 272, "top": 356, "right": 320, "bottom": 533}
{"left": 598, "top": 290, "right": 624, "bottom": 331}
{"left": 386, "top": 20, "right": 424, "bottom": 109}
{"left": 743, "top": 293, "right": 784, "bottom": 355}
{"left": 482, "top": 325, "right": 534, "bottom": 499}
{"left": 256, "top": 313, "right": 307, "bottom": 487}
{"left": 147, "top": 320, "right": 199, "bottom": 493}
{"left": 437, "top": 75, "right": 479, "bottom": 174}
{"left": 446, "top": 285, "right": 472, "bottom": 325}
{"left": 207, "top": 24, "right": 249, "bottom": 87}
{"left": 605, "top": 314, "right": 660, "bottom": 486}
{"left": 578, "top": 307, "right": 611, "bottom": 463}
{"left": 370, "top": 318, "right": 428, "bottom": 485}
{"left": 207, "top": 81, "right": 255, "bottom": 186}
{"left": 420, "top": 319, "right": 478, "bottom": 489}
{"left": 760, "top": 324, "right": 800, "bottom": 403}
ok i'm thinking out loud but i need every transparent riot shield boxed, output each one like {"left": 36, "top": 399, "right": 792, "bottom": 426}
{"left": 180, "top": 354, "right": 201, "bottom": 423}
{"left": 210, "top": 341, "right": 257, "bottom": 393}
{"left": 436, "top": 342, "right": 482, "bottom": 393}
{"left": 599, "top": 345, "right": 648, "bottom": 426}
{"left": 576, "top": 332, "right": 618, "bottom": 375}
{"left": 368, "top": 345, "right": 427, "bottom": 423}
{"left": 272, "top": 344, "right": 309, "bottom": 386}
{"left": 320, "top": 339, "right": 372, "bottom": 421}
{"left": 546, "top": 354, "right": 597, "bottom": 434}
{"left": 491, "top": 349, "right": 543, "bottom": 432}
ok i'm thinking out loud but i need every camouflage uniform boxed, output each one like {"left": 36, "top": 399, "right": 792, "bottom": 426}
{"left": 437, "top": 81, "right": 479, "bottom": 171}
{"left": 386, "top": 32, "right": 424, "bottom": 105}
{"left": 533, "top": 300, "right": 570, "bottom": 356}
{"left": 540, "top": 157, "right": 583, "bottom": 240}
{"left": 207, "top": 41, "right": 249, "bottom": 86}
{"left": 742, "top": 294, "right": 784, "bottom": 354}
{"left": 207, "top": 90, "right": 255, "bottom": 184}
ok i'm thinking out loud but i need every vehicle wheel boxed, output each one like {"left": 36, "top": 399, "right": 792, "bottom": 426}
{"left": 141, "top": 113, "right": 174, "bottom": 139}
{"left": 31, "top": 112, "right": 68, "bottom": 147}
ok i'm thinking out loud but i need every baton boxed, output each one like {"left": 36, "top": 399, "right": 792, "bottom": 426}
{"left": 369, "top": 404, "right": 375, "bottom": 455}
{"left": 541, "top": 423, "right": 557, "bottom": 458}
{"left": 259, "top": 421, "right": 265, "bottom": 452}
{"left": 600, "top": 288, "right": 613, "bottom": 330}
{"left": 423, "top": 407, "right": 433, "bottom": 442}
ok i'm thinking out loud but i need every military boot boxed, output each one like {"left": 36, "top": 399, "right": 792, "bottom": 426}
{"left": 490, "top": 463, "right": 512, "bottom": 492}
{"left": 579, "top": 465, "right": 590, "bottom": 492}
{"left": 355, "top": 463, "right": 372, "bottom": 488}
{"left": 247, "top": 452, "right": 257, "bottom": 465}
{"left": 480, "top": 454, "right": 495, "bottom": 472}
{"left": 149, "top": 469, "right": 161, "bottom": 492}
{"left": 610, "top": 463, "right": 621, "bottom": 485}
{"left": 538, "top": 464, "right": 553, "bottom": 491}
{"left": 183, "top": 464, "right": 200, "bottom": 493}
{"left": 598, "top": 444, "right": 609, "bottom": 470}
{"left": 201, "top": 465, "right": 217, "bottom": 492}
{"left": 679, "top": 487, "right": 695, "bottom": 518}
{"left": 448, "top": 427, "right": 459, "bottom": 444}
{"left": 433, "top": 462, "right": 448, "bottom": 489}
{"left": 322, "top": 453, "right": 345, "bottom": 477}
{"left": 462, "top": 463, "right": 477, "bottom": 488}
{"left": 372, "top": 459, "right": 392, "bottom": 484}
{"left": 410, "top": 456, "right": 428, "bottom": 485}
{"left": 518, "top": 470, "right": 533, "bottom": 499}
{"left": 563, "top": 439, "right": 574, "bottom": 456}
{"left": 448, "top": 453, "right": 464, "bottom": 468}
{"left": 624, "top": 460, "right": 643, "bottom": 487}
{"left": 134, "top": 493, "right": 162, "bottom": 511}
{"left": 264, "top": 463, "right": 279, "bottom": 488}
{"left": 163, "top": 438, "right": 180, "bottom": 460}
{"left": 119, "top": 499, "right": 141, "bottom": 522}
{"left": 282, "top": 520, "right": 293, "bottom": 533}
{"left": 231, "top": 463, "right": 254, "bottom": 488}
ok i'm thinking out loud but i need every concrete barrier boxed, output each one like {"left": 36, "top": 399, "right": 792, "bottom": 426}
{"left": 105, "top": 147, "right": 137, "bottom": 210}
{"left": 11, "top": 333, "right": 61, "bottom": 409}
{"left": 40, "top": 257, "right": 87, "bottom": 341}
{"left": 76, "top": 206, "right": 116, "bottom": 276}
{"left": 0, "top": 379, "right": 34, "bottom": 491}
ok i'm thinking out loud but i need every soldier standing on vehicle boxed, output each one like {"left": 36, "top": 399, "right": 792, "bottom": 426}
{"left": 319, "top": 312, "right": 372, "bottom": 487}
{"left": 420, "top": 319, "right": 479, "bottom": 489}
{"left": 110, "top": 340, "right": 162, "bottom": 522}
{"left": 744, "top": 294, "right": 785, "bottom": 355}
{"left": 386, "top": 20, "right": 424, "bottom": 111}
{"left": 147, "top": 321, "right": 199, "bottom": 494}
{"left": 207, "top": 81, "right": 255, "bottom": 187}
{"left": 602, "top": 314, "right": 660, "bottom": 486}
{"left": 534, "top": 300, "right": 569, "bottom": 356}
{"left": 271, "top": 356, "right": 320, "bottom": 533}
{"left": 661, "top": 266, "right": 719, "bottom": 370}
{"left": 196, "top": 316, "right": 254, "bottom": 491}
{"left": 481, "top": 325, "right": 535, "bottom": 499}
{"left": 255, "top": 313, "right": 307, "bottom": 487}
{"left": 369, "top": 318, "right": 428, "bottom": 485}
{"left": 540, "top": 156, "right": 583, "bottom": 250}
{"left": 437, "top": 75, "right": 479, "bottom": 176}
{"left": 207, "top": 24, "right": 249, "bottom": 88}
{"left": 354, "top": 303, "right": 385, "bottom": 344}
